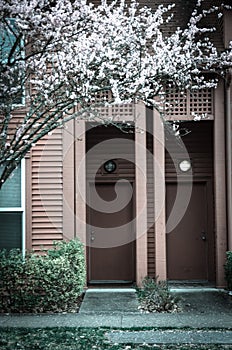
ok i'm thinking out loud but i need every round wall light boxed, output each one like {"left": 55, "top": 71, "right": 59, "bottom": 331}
{"left": 104, "top": 160, "right": 117, "bottom": 173}
{"left": 179, "top": 159, "right": 191, "bottom": 172}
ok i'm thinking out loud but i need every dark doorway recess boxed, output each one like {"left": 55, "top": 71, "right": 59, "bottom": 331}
{"left": 165, "top": 121, "right": 215, "bottom": 282}
{"left": 86, "top": 124, "right": 136, "bottom": 284}
{"left": 166, "top": 181, "right": 214, "bottom": 281}
{"left": 87, "top": 182, "right": 135, "bottom": 284}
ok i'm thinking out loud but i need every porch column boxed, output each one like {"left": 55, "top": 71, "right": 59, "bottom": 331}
{"left": 224, "top": 11, "right": 232, "bottom": 251}
{"left": 153, "top": 110, "right": 167, "bottom": 280}
{"left": 63, "top": 120, "right": 75, "bottom": 240}
{"left": 227, "top": 76, "right": 232, "bottom": 251}
{"left": 75, "top": 121, "right": 86, "bottom": 246}
{"left": 135, "top": 102, "right": 148, "bottom": 285}
{"left": 25, "top": 155, "right": 32, "bottom": 250}
{"left": 214, "top": 80, "right": 227, "bottom": 287}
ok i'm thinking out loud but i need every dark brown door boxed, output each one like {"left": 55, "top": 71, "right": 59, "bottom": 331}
{"left": 166, "top": 182, "right": 210, "bottom": 281}
{"left": 87, "top": 182, "right": 135, "bottom": 283}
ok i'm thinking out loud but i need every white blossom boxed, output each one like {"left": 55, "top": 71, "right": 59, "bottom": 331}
{"left": 0, "top": 0, "right": 231, "bottom": 185}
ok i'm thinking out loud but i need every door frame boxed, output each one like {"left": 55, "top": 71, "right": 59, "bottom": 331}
{"left": 165, "top": 178, "right": 215, "bottom": 282}
{"left": 86, "top": 180, "right": 136, "bottom": 284}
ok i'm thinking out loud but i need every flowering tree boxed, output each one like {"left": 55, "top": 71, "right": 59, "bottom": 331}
{"left": 0, "top": 0, "right": 231, "bottom": 187}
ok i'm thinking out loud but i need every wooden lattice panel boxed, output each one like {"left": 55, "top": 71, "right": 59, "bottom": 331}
{"left": 95, "top": 91, "right": 134, "bottom": 120}
{"left": 189, "top": 89, "right": 213, "bottom": 117}
{"left": 111, "top": 103, "right": 134, "bottom": 119}
{"left": 164, "top": 87, "right": 214, "bottom": 120}
{"left": 94, "top": 91, "right": 112, "bottom": 119}
{"left": 164, "top": 88, "right": 187, "bottom": 117}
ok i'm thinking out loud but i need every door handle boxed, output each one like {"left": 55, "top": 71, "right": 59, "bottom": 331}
{"left": 91, "top": 230, "right": 95, "bottom": 242}
{"left": 201, "top": 231, "right": 206, "bottom": 241}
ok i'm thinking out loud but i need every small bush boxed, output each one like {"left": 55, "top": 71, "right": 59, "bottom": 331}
{"left": 225, "top": 251, "right": 232, "bottom": 291}
{"left": 0, "top": 239, "right": 86, "bottom": 313}
{"left": 136, "top": 276, "right": 181, "bottom": 313}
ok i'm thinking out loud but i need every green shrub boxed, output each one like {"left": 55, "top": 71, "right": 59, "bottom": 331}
{"left": 136, "top": 276, "right": 181, "bottom": 313}
{"left": 225, "top": 251, "right": 232, "bottom": 291}
{"left": 0, "top": 239, "right": 86, "bottom": 313}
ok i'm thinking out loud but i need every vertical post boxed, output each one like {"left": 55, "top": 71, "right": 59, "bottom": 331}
{"left": 214, "top": 80, "right": 227, "bottom": 287}
{"left": 63, "top": 120, "right": 75, "bottom": 240}
{"left": 135, "top": 102, "right": 148, "bottom": 285}
{"left": 75, "top": 121, "right": 86, "bottom": 246}
{"left": 226, "top": 72, "right": 232, "bottom": 251}
{"left": 21, "top": 158, "right": 26, "bottom": 256}
{"left": 25, "top": 155, "right": 32, "bottom": 250}
{"left": 153, "top": 110, "right": 167, "bottom": 280}
{"left": 224, "top": 5, "right": 232, "bottom": 253}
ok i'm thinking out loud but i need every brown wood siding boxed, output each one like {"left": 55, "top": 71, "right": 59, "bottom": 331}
{"left": 165, "top": 121, "right": 214, "bottom": 179}
{"left": 138, "top": 0, "right": 224, "bottom": 50}
{"left": 86, "top": 125, "right": 135, "bottom": 181}
{"left": 146, "top": 130, "right": 155, "bottom": 277}
{"left": 31, "top": 129, "right": 63, "bottom": 251}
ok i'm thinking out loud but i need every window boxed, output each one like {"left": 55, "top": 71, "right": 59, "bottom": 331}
{"left": 0, "top": 160, "right": 25, "bottom": 250}
{"left": 0, "top": 18, "right": 25, "bottom": 106}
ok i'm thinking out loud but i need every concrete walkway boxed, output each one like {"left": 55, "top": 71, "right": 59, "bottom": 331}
{"left": 0, "top": 288, "right": 231, "bottom": 345}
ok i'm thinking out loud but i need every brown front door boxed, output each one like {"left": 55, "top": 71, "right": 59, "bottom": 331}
{"left": 87, "top": 182, "right": 135, "bottom": 283}
{"left": 166, "top": 182, "right": 211, "bottom": 281}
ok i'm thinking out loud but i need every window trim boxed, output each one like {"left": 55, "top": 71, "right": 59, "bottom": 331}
{"left": 1, "top": 18, "right": 26, "bottom": 107}
{"left": 0, "top": 159, "right": 26, "bottom": 253}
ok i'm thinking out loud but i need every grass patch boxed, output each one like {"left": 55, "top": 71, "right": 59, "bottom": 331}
{"left": 0, "top": 328, "right": 231, "bottom": 350}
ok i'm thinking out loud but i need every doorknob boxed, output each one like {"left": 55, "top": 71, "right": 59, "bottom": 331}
{"left": 91, "top": 230, "right": 95, "bottom": 242}
{"left": 201, "top": 231, "right": 206, "bottom": 241}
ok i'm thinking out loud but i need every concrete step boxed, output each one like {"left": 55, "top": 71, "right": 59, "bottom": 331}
{"left": 79, "top": 288, "right": 140, "bottom": 314}
{"left": 106, "top": 329, "right": 232, "bottom": 345}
